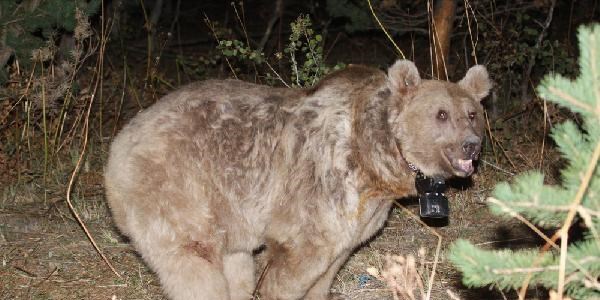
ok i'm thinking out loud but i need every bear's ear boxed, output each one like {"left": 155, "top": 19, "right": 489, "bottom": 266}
{"left": 387, "top": 60, "right": 421, "bottom": 93}
{"left": 458, "top": 65, "right": 491, "bottom": 101}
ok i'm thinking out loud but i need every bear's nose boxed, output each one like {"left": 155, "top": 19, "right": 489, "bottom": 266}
{"left": 462, "top": 136, "right": 481, "bottom": 159}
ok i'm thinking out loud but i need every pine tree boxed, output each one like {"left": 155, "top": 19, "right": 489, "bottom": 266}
{"left": 448, "top": 24, "right": 600, "bottom": 299}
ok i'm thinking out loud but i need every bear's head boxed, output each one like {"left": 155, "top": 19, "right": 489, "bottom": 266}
{"left": 387, "top": 60, "right": 491, "bottom": 179}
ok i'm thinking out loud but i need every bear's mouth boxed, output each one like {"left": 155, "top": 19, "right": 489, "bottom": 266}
{"left": 453, "top": 158, "right": 474, "bottom": 176}
{"left": 442, "top": 151, "right": 475, "bottom": 177}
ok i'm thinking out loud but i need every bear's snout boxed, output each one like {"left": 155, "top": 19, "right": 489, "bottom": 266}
{"left": 462, "top": 136, "right": 481, "bottom": 160}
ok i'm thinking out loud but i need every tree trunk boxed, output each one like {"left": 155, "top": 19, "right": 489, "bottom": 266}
{"left": 431, "top": 0, "right": 456, "bottom": 80}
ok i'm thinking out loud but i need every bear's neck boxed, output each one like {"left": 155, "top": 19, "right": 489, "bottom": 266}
{"left": 349, "top": 88, "right": 416, "bottom": 199}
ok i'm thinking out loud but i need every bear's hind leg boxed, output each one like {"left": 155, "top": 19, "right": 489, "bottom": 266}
{"left": 136, "top": 236, "right": 230, "bottom": 300}
{"left": 259, "top": 240, "right": 339, "bottom": 300}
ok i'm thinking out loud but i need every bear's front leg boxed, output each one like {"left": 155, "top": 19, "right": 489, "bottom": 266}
{"left": 259, "top": 239, "right": 344, "bottom": 300}
{"left": 304, "top": 250, "right": 351, "bottom": 300}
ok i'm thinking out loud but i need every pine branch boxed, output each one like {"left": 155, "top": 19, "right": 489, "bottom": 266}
{"left": 449, "top": 240, "right": 600, "bottom": 298}
{"left": 449, "top": 24, "right": 600, "bottom": 299}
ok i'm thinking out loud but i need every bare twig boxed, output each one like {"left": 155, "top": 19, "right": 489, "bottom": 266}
{"left": 231, "top": 1, "right": 259, "bottom": 80}
{"left": 520, "top": 0, "right": 556, "bottom": 102}
{"left": 367, "top": 0, "right": 405, "bottom": 59}
{"left": 576, "top": 206, "right": 600, "bottom": 249}
{"left": 488, "top": 197, "right": 558, "bottom": 250}
{"left": 539, "top": 95, "right": 548, "bottom": 170}
{"left": 204, "top": 15, "right": 238, "bottom": 79}
{"left": 138, "top": 0, "right": 152, "bottom": 83}
{"left": 495, "top": 137, "right": 518, "bottom": 171}
{"left": 111, "top": 54, "right": 128, "bottom": 139}
{"left": 33, "top": 267, "right": 58, "bottom": 286}
{"left": 265, "top": 61, "right": 290, "bottom": 88}
{"left": 149, "top": 0, "right": 163, "bottom": 32}
{"left": 167, "top": 0, "right": 181, "bottom": 35}
{"left": 258, "top": 0, "right": 284, "bottom": 51}
{"left": 427, "top": 0, "right": 434, "bottom": 77}
{"left": 494, "top": 265, "right": 563, "bottom": 275}
{"left": 480, "top": 159, "right": 515, "bottom": 176}
{"left": 547, "top": 86, "right": 596, "bottom": 114}
{"left": 462, "top": 0, "right": 479, "bottom": 64}
{"left": 557, "top": 140, "right": 600, "bottom": 297}
{"left": 252, "top": 261, "right": 271, "bottom": 299}
{"left": 446, "top": 289, "right": 462, "bottom": 300}
{"left": 65, "top": 10, "right": 122, "bottom": 280}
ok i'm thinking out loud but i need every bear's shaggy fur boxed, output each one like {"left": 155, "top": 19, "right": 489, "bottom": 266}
{"left": 104, "top": 60, "right": 490, "bottom": 300}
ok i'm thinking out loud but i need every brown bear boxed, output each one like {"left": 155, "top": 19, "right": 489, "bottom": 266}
{"left": 104, "top": 60, "right": 490, "bottom": 300}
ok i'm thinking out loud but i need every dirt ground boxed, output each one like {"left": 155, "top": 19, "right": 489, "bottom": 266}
{"left": 0, "top": 144, "right": 554, "bottom": 300}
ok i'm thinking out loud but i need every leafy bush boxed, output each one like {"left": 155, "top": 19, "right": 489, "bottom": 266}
{"left": 0, "top": 0, "right": 100, "bottom": 83}
{"left": 213, "top": 14, "right": 343, "bottom": 87}
{"left": 285, "top": 14, "right": 344, "bottom": 87}
{"left": 479, "top": 10, "right": 577, "bottom": 109}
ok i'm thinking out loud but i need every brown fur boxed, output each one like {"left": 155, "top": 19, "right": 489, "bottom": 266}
{"left": 104, "top": 60, "right": 491, "bottom": 300}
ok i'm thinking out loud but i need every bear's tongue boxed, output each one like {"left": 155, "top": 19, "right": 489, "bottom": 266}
{"left": 457, "top": 159, "right": 473, "bottom": 174}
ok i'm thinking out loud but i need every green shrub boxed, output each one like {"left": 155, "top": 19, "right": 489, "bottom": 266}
{"left": 0, "top": 0, "right": 99, "bottom": 83}
{"left": 213, "top": 14, "right": 343, "bottom": 87}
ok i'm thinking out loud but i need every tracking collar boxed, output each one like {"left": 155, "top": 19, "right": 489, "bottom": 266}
{"left": 406, "top": 161, "right": 449, "bottom": 218}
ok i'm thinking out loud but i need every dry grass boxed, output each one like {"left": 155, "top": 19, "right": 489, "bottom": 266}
{"left": 365, "top": 251, "right": 426, "bottom": 300}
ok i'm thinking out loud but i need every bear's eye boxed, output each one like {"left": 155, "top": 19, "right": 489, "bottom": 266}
{"left": 437, "top": 110, "right": 448, "bottom": 121}
{"left": 468, "top": 112, "right": 476, "bottom": 120}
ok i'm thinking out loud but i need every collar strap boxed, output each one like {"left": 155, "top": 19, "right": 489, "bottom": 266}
{"left": 407, "top": 162, "right": 419, "bottom": 173}
{"left": 395, "top": 140, "right": 418, "bottom": 174}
